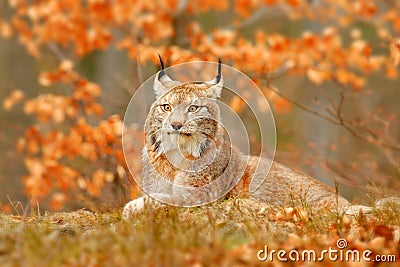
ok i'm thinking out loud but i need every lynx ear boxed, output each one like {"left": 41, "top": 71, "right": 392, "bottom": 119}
{"left": 205, "top": 58, "right": 223, "bottom": 98}
{"left": 153, "top": 54, "right": 180, "bottom": 99}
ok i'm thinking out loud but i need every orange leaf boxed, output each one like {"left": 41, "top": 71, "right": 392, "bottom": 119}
{"left": 229, "top": 95, "right": 245, "bottom": 113}
{"left": 274, "top": 98, "right": 292, "bottom": 114}
{"left": 86, "top": 180, "right": 101, "bottom": 197}
{"left": 50, "top": 193, "right": 66, "bottom": 210}
{"left": 38, "top": 72, "right": 53, "bottom": 87}
{"left": 386, "top": 64, "right": 398, "bottom": 79}
{"left": 0, "top": 21, "right": 13, "bottom": 38}
{"left": 363, "top": 44, "right": 372, "bottom": 60}
{"left": 59, "top": 59, "right": 74, "bottom": 71}
{"left": 3, "top": 90, "right": 24, "bottom": 111}
{"left": 2, "top": 204, "right": 11, "bottom": 214}
{"left": 264, "top": 0, "right": 275, "bottom": 5}
{"left": 286, "top": 0, "right": 300, "bottom": 7}
{"left": 373, "top": 225, "right": 394, "bottom": 240}
{"left": 306, "top": 68, "right": 327, "bottom": 85}
{"left": 390, "top": 38, "right": 400, "bottom": 66}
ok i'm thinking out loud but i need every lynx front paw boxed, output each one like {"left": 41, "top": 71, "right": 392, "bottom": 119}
{"left": 122, "top": 194, "right": 170, "bottom": 220}
{"left": 122, "top": 197, "right": 147, "bottom": 220}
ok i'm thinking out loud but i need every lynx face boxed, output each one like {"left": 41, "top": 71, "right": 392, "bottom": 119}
{"left": 145, "top": 62, "right": 224, "bottom": 169}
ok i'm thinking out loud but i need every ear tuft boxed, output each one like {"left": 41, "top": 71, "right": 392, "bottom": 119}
{"left": 205, "top": 58, "right": 223, "bottom": 98}
{"left": 158, "top": 53, "right": 166, "bottom": 80}
{"left": 215, "top": 57, "right": 222, "bottom": 84}
{"left": 153, "top": 54, "right": 180, "bottom": 99}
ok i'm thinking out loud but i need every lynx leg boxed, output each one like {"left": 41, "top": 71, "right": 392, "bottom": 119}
{"left": 122, "top": 194, "right": 170, "bottom": 220}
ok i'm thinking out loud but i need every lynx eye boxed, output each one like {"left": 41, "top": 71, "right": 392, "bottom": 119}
{"left": 188, "top": 105, "right": 200, "bottom": 112}
{"left": 160, "top": 104, "right": 172, "bottom": 112}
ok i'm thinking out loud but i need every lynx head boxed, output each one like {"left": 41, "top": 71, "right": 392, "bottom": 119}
{"left": 145, "top": 57, "right": 224, "bottom": 165}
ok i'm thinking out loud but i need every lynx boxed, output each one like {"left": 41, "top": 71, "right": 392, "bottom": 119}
{"left": 122, "top": 58, "right": 350, "bottom": 218}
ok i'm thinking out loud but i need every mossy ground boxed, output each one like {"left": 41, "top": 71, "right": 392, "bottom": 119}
{"left": 0, "top": 199, "right": 399, "bottom": 267}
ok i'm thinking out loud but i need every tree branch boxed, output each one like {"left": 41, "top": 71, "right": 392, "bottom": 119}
{"left": 46, "top": 42, "right": 68, "bottom": 61}
{"left": 264, "top": 75, "right": 400, "bottom": 152}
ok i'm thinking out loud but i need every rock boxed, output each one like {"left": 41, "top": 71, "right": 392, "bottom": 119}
{"left": 375, "top": 197, "right": 400, "bottom": 210}
{"left": 344, "top": 205, "right": 373, "bottom": 216}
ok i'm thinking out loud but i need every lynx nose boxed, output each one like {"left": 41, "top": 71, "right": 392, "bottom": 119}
{"left": 171, "top": 122, "right": 183, "bottom": 130}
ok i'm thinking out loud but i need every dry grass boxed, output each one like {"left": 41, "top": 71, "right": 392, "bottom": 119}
{"left": 0, "top": 198, "right": 399, "bottom": 267}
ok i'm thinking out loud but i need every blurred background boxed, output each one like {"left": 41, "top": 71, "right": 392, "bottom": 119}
{"left": 0, "top": 0, "right": 399, "bottom": 211}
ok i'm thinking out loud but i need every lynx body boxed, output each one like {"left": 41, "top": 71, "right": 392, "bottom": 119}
{"left": 123, "top": 60, "right": 349, "bottom": 218}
